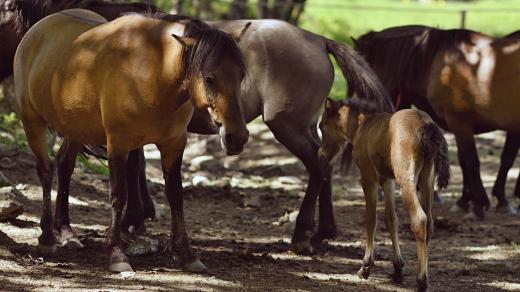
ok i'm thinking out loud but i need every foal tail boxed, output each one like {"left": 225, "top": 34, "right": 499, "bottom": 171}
{"left": 324, "top": 38, "right": 395, "bottom": 113}
{"left": 419, "top": 123, "right": 450, "bottom": 190}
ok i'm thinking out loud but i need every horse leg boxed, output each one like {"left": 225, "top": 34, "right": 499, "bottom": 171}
{"left": 158, "top": 135, "right": 207, "bottom": 273}
{"left": 265, "top": 120, "right": 333, "bottom": 254}
{"left": 309, "top": 126, "right": 336, "bottom": 249}
{"left": 22, "top": 117, "right": 57, "bottom": 255}
{"left": 382, "top": 179, "right": 404, "bottom": 283}
{"left": 400, "top": 180, "right": 429, "bottom": 292}
{"left": 357, "top": 177, "right": 378, "bottom": 279}
{"left": 138, "top": 149, "right": 156, "bottom": 220}
{"left": 452, "top": 148, "right": 472, "bottom": 212}
{"left": 514, "top": 174, "right": 520, "bottom": 208}
{"left": 106, "top": 145, "right": 132, "bottom": 272}
{"left": 451, "top": 125, "right": 490, "bottom": 219}
{"left": 54, "top": 139, "right": 83, "bottom": 249}
{"left": 492, "top": 133, "right": 519, "bottom": 215}
{"left": 121, "top": 149, "right": 146, "bottom": 235}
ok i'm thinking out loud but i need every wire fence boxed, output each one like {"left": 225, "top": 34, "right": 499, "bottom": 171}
{"left": 213, "top": 0, "right": 520, "bottom": 28}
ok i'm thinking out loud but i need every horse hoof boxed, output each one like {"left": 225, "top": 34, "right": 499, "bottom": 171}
{"left": 62, "top": 237, "right": 83, "bottom": 249}
{"left": 417, "top": 277, "right": 428, "bottom": 292}
{"left": 357, "top": 266, "right": 371, "bottom": 279}
{"left": 471, "top": 206, "right": 486, "bottom": 220}
{"left": 182, "top": 259, "right": 208, "bottom": 273}
{"left": 38, "top": 243, "right": 57, "bottom": 256}
{"left": 496, "top": 204, "right": 517, "bottom": 216}
{"left": 109, "top": 261, "right": 134, "bottom": 273}
{"left": 291, "top": 240, "right": 314, "bottom": 255}
{"left": 391, "top": 272, "right": 404, "bottom": 283}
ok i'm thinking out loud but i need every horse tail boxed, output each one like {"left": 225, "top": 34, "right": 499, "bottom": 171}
{"left": 324, "top": 38, "right": 395, "bottom": 113}
{"left": 81, "top": 145, "right": 108, "bottom": 160}
{"left": 418, "top": 123, "right": 450, "bottom": 190}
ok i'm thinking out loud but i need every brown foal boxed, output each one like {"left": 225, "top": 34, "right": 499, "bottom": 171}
{"left": 319, "top": 98, "right": 450, "bottom": 291}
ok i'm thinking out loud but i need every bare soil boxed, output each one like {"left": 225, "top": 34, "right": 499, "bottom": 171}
{"left": 0, "top": 121, "right": 519, "bottom": 291}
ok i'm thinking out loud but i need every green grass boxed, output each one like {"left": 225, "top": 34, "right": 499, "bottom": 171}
{"left": 299, "top": 0, "right": 520, "bottom": 100}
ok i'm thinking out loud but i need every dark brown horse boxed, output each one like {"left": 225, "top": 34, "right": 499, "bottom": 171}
{"left": 354, "top": 25, "right": 520, "bottom": 218}
{"left": 2, "top": 0, "right": 395, "bottom": 256}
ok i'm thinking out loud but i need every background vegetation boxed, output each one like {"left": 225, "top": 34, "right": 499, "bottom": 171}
{"left": 143, "top": 0, "right": 520, "bottom": 100}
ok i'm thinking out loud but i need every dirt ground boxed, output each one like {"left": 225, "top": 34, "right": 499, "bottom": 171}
{"left": 0, "top": 120, "right": 519, "bottom": 291}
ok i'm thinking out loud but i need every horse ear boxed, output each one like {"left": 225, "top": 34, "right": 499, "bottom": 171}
{"left": 350, "top": 37, "right": 359, "bottom": 47}
{"left": 325, "top": 97, "right": 334, "bottom": 112}
{"left": 230, "top": 22, "right": 252, "bottom": 43}
{"left": 172, "top": 34, "right": 196, "bottom": 47}
{"left": 358, "top": 113, "right": 367, "bottom": 126}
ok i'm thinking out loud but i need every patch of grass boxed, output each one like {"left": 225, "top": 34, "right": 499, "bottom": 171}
{"left": 299, "top": 0, "right": 520, "bottom": 100}
{"left": 77, "top": 155, "right": 109, "bottom": 176}
{"left": 0, "top": 112, "right": 27, "bottom": 150}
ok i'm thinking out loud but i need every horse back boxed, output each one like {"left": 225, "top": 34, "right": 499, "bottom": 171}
{"left": 14, "top": 9, "right": 109, "bottom": 143}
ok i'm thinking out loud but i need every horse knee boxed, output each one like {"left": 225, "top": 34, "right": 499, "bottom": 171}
{"left": 411, "top": 211, "right": 427, "bottom": 242}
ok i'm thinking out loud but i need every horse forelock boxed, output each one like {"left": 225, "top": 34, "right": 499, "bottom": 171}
{"left": 182, "top": 19, "right": 246, "bottom": 79}
{"left": 356, "top": 26, "right": 478, "bottom": 97}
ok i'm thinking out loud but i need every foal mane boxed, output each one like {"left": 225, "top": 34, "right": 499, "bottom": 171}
{"left": 3, "top": 0, "right": 155, "bottom": 33}
{"left": 355, "top": 25, "right": 477, "bottom": 96}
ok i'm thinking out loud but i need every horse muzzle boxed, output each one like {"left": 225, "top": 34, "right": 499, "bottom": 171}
{"left": 219, "top": 127, "right": 249, "bottom": 155}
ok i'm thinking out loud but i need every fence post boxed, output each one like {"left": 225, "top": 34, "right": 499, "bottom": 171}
{"left": 460, "top": 10, "right": 467, "bottom": 28}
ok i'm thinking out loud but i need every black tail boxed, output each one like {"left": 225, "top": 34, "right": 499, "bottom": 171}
{"left": 418, "top": 123, "right": 450, "bottom": 190}
{"left": 325, "top": 38, "right": 395, "bottom": 113}
{"left": 81, "top": 145, "right": 108, "bottom": 160}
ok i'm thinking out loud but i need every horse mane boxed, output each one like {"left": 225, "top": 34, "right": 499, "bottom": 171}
{"left": 344, "top": 98, "right": 378, "bottom": 114}
{"left": 355, "top": 25, "right": 478, "bottom": 96}
{"left": 4, "top": 0, "right": 156, "bottom": 33}
{"left": 149, "top": 14, "right": 246, "bottom": 81}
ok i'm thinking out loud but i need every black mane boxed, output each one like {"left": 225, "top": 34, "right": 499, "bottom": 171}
{"left": 355, "top": 25, "right": 482, "bottom": 97}
{"left": 150, "top": 13, "right": 246, "bottom": 81}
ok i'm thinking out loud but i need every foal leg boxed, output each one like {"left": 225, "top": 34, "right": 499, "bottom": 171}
{"left": 492, "top": 133, "right": 519, "bottom": 215}
{"left": 418, "top": 164, "right": 435, "bottom": 245}
{"left": 357, "top": 177, "right": 378, "bottom": 279}
{"left": 266, "top": 120, "right": 334, "bottom": 254}
{"left": 382, "top": 179, "right": 404, "bottom": 283}
{"left": 158, "top": 135, "right": 207, "bottom": 273}
{"left": 400, "top": 180, "right": 429, "bottom": 291}
{"left": 23, "top": 117, "right": 57, "bottom": 255}
{"left": 54, "top": 139, "right": 83, "bottom": 249}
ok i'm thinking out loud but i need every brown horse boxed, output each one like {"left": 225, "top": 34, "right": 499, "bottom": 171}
{"left": 354, "top": 25, "right": 520, "bottom": 218}
{"left": 3, "top": 0, "right": 395, "bottom": 254}
{"left": 14, "top": 8, "right": 248, "bottom": 273}
{"left": 319, "top": 98, "right": 450, "bottom": 292}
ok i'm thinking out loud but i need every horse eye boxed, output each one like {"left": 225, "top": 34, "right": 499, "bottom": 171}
{"left": 203, "top": 76, "right": 215, "bottom": 85}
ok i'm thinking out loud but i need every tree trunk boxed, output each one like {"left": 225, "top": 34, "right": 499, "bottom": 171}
{"left": 175, "top": 0, "right": 184, "bottom": 14}
{"left": 229, "top": 0, "right": 247, "bottom": 19}
{"left": 270, "top": 0, "right": 287, "bottom": 19}
{"left": 257, "top": 0, "right": 269, "bottom": 18}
